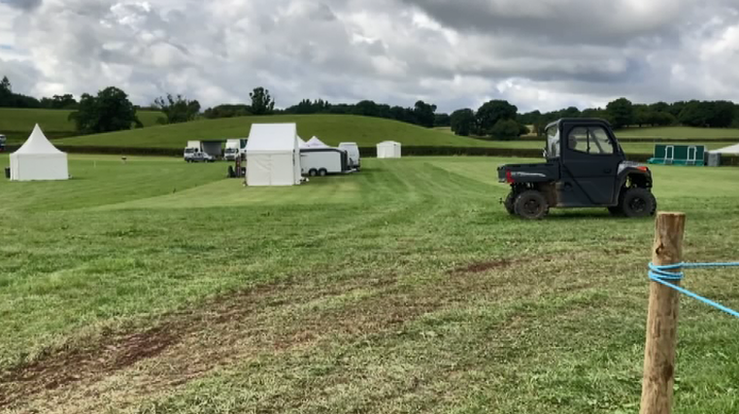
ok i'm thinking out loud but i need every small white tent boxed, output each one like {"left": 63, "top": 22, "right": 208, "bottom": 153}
{"left": 246, "top": 123, "right": 302, "bottom": 186}
{"left": 306, "top": 136, "right": 329, "bottom": 148}
{"left": 10, "top": 124, "right": 69, "bottom": 181}
{"left": 376, "top": 141, "right": 402, "bottom": 158}
{"left": 298, "top": 136, "right": 309, "bottom": 149}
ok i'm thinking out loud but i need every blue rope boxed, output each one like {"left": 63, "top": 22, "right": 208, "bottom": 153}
{"left": 649, "top": 262, "right": 739, "bottom": 319}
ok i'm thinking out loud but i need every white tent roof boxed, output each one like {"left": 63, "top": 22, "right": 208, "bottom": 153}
{"left": 298, "top": 136, "right": 308, "bottom": 148}
{"left": 14, "top": 124, "right": 65, "bottom": 155}
{"left": 715, "top": 143, "right": 739, "bottom": 154}
{"left": 306, "top": 136, "right": 329, "bottom": 148}
{"left": 246, "top": 123, "right": 298, "bottom": 153}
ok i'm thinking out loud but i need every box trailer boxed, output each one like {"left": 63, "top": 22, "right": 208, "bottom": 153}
{"left": 300, "top": 148, "right": 350, "bottom": 176}
{"left": 202, "top": 140, "right": 224, "bottom": 159}
{"left": 339, "top": 142, "right": 360, "bottom": 170}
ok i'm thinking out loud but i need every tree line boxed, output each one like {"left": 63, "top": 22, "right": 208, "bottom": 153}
{"left": 5, "top": 73, "right": 739, "bottom": 137}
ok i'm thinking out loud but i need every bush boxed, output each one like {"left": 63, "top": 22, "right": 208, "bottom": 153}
{"left": 490, "top": 119, "right": 522, "bottom": 141}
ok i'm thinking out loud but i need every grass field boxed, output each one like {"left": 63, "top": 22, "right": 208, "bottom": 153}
{"left": 54, "top": 115, "right": 499, "bottom": 149}
{"left": 0, "top": 108, "right": 164, "bottom": 144}
{"left": 1, "top": 154, "right": 738, "bottom": 413}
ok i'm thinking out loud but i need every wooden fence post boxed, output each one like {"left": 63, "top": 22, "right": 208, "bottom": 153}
{"left": 640, "top": 212, "right": 686, "bottom": 414}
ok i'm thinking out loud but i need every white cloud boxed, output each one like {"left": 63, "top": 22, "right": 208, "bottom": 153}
{"left": 1, "top": 0, "right": 739, "bottom": 113}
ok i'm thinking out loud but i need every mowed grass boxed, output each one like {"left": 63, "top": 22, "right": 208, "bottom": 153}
{"left": 1, "top": 154, "right": 739, "bottom": 413}
{"left": 54, "top": 115, "right": 499, "bottom": 149}
{"left": 0, "top": 108, "right": 164, "bottom": 144}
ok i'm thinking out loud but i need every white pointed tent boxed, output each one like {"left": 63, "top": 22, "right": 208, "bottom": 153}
{"left": 298, "top": 136, "right": 309, "bottom": 149}
{"left": 10, "top": 124, "right": 69, "bottom": 181}
{"left": 305, "top": 136, "right": 329, "bottom": 148}
{"left": 246, "top": 123, "right": 302, "bottom": 186}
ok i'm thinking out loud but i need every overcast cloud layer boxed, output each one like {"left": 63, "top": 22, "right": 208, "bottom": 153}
{"left": 1, "top": 0, "right": 739, "bottom": 112}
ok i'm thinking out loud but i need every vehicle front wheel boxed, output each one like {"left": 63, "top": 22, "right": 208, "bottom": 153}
{"left": 620, "top": 187, "right": 657, "bottom": 218}
{"left": 504, "top": 192, "right": 516, "bottom": 215}
{"left": 514, "top": 190, "right": 549, "bottom": 220}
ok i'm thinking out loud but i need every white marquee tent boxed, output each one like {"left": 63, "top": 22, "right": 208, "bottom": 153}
{"left": 246, "top": 123, "right": 302, "bottom": 186}
{"left": 305, "top": 136, "right": 329, "bottom": 148}
{"left": 377, "top": 141, "right": 402, "bottom": 158}
{"left": 10, "top": 124, "right": 69, "bottom": 181}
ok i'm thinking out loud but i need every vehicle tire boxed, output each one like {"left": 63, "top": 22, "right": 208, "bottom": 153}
{"left": 318, "top": 169, "right": 328, "bottom": 177}
{"left": 504, "top": 192, "right": 516, "bottom": 215}
{"left": 620, "top": 187, "right": 657, "bottom": 218}
{"left": 309, "top": 169, "right": 318, "bottom": 177}
{"left": 514, "top": 190, "right": 549, "bottom": 220}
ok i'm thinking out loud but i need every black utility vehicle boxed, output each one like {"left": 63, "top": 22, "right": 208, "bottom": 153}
{"left": 498, "top": 118, "right": 656, "bottom": 219}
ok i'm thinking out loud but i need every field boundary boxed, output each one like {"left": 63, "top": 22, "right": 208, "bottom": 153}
{"left": 3, "top": 145, "right": 738, "bottom": 166}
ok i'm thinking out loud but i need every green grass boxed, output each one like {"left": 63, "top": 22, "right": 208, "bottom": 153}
{"left": 0, "top": 108, "right": 164, "bottom": 144}
{"left": 617, "top": 126, "right": 739, "bottom": 139}
{"left": 54, "top": 115, "right": 499, "bottom": 149}
{"left": 1, "top": 154, "right": 739, "bottom": 413}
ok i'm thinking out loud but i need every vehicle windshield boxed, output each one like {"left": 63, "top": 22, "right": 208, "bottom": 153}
{"left": 185, "top": 148, "right": 196, "bottom": 154}
{"left": 225, "top": 148, "right": 237, "bottom": 154}
{"left": 546, "top": 125, "right": 560, "bottom": 158}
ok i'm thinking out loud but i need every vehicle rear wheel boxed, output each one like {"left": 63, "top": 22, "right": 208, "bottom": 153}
{"left": 318, "top": 169, "right": 328, "bottom": 177}
{"left": 620, "top": 187, "right": 657, "bottom": 218}
{"left": 308, "top": 169, "right": 318, "bottom": 177}
{"left": 504, "top": 192, "right": 516, "bottom": 215}
{"left": 514, "top": 190, "right": 549, "bottom": 220}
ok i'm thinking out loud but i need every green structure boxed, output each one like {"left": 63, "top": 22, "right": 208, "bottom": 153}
{"left": 648, "top": 144, "right": 706, "bottom": 166}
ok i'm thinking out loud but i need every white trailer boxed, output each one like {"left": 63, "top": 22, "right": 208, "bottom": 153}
{"left": 300, "top": 148, "right": 350, "bottom": 176}
{"left": 339, "top": 142, "right": 360, "bottom": 170}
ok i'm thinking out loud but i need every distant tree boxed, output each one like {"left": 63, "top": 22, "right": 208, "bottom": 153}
{"left": 517, "top": 110, "right": 541, "bottom": 126}
{"left": 706, "top": 100, "right": 735, "bottom": 128}
{"left": 0, "top": 76, "right": 11, "bottom": 107}
{"left": 519, "top": 123, "right": 531, "bottom": 136}
{"left": 40, "top": 94, "right": 78, "bottom": 109}
{"left": 562, "top": 106, "right": 580, "bottom": 118}
{"left": 68, "top": 86, "right": 142, "bottom": 134}
{"left": 154, "top": 93, "right": 201, "bottom": 124}
{"left": 434, "top": 113, "right": 451, "bottom": 127}
{"left": 678, "top": 100, "right": 709, "bottom": 127}
{"left": 649, "top": 101, "right": 670, "bottom": 113}
{"left": 490, "top": 119, "right": 522, "bottom": 141}
{"left": 450, "top": 108, "right": 476, "bottom": 136}
{"left": 203, "top": 104, "right": 251, "bottom": 119}
{"left": 606, "top": 98, "right": 634, "bottom": 129}
{"left": 413, "top": 100, "right": 437, "bottom": 128}
{"left": 249, "top": 87, "right": 275, "bottom": 115}
{"left": 476, "top": 100, "right": 517, "bottom": 135}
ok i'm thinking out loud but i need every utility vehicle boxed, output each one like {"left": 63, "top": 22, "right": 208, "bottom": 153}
{"left": 498, "top": 118, "right": 656, "bottom": 219}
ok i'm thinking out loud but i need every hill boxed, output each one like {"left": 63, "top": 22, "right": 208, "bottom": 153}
{"left": 616, "top": 126, "right": 739, "bottom": 139}
{"left": 0, "top": 108, "right": 164, "bottom": 144}
{"left": 54, "top": 115, "right": 499, "bottom": 148}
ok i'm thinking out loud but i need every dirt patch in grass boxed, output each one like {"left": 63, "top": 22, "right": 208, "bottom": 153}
{"left": 450, "top": 259, "right": 513, "bottom": 275}
{"left": 1, "top": 259, "right": 535, "bottom": 413}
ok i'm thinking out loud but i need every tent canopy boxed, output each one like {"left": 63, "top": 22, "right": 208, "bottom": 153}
{"left": 247, "top": 124, "right": 299, "bottom": 154}
{"left": 305, "top": 136, "right": 329, "bottom": 148}
{"left": 716, "top": 143, "right": 739, "bottom": 154}
{"left": 15, "top": 124, "right": 65, "bottom": 155}
{"left": 298, "top": 136, "right": 308, "bottom": 148}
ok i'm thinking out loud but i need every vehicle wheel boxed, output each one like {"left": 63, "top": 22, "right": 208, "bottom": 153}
{"left": 608, "top": 206, "right": 624, "bottom": 216}
{"left": 318, "top": 169, "right": 328, "bottom": 177}
{"left": 504, "top": 192, "right": 516, "bottom": 215}
{"left": 620, "top": 187, "right": 657, "bottom": 218}
{"left": 514, "top": 190, "right": 549, "bottom": 220}
{"left": 309, "top": 169, "right": 318, "bottom": 177}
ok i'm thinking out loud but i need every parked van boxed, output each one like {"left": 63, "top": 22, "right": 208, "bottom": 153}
{"left": 339, "top": 142, "right": 360, "bottom": 170}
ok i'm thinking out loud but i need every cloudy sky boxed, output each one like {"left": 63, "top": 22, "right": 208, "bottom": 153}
{"left": 1, "top": 0, "right": 739, "bottom": 113}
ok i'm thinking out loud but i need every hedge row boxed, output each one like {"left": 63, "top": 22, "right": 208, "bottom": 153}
{"left": 3, "top": 144, "right": 738, "bottom": 166}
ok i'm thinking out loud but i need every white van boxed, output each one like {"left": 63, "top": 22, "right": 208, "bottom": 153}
{"left": 300, "top": 148, "right": 351, "bottom": 176}
{"left": 339, "top": 142, "right": 360, "bottom": 170}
